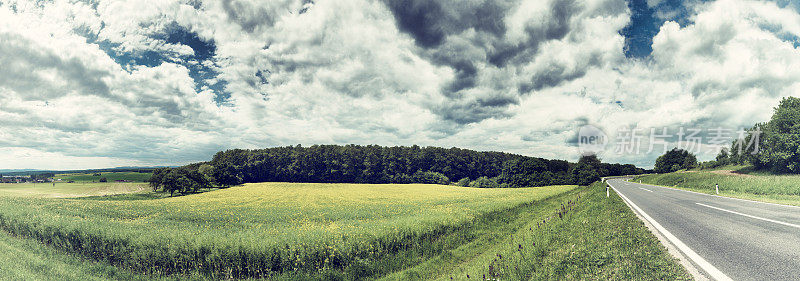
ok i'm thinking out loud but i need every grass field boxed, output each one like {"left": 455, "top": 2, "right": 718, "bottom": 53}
{"left": 0, "top": 183, "right": 575, "bottom": 279}
{"left": 0, "top": 181, "right": 690, "bottom": 280}
{"left": 636, "top": 167, "right": 800, "bottom": 206}
{"left": 55, "top": 172, "right": 152, "bottom": 183}
{"left": 0, "top": 230, "right": 158, "bottom": 281}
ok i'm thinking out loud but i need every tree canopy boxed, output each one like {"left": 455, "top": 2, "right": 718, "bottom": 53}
{"left": 149, "top": 145, "right": 646, "bottom": 195}
{"left": 728, "top": 97, "right": 800, "bottom": 173}
{"left": 654, "top": 148, "right": 698, "bottom": 173}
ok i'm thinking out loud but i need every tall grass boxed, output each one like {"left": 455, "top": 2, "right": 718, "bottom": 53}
{"left": 0, "top": 229, "right": 222, "bottom": 281}
{"left": 0, "top": 183, "right": 573, "bottom": 279}
{"left": 636, "top": 172, "right": 800, "bottom": 196}
{"left": 475, "top": 182, "right": 690, "bottom": 280}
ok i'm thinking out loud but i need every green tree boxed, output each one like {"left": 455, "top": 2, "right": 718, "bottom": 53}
{"left": 569, "top": 155, "right": 605, "bottom": 186}
{"left": 715, "top": 148, "right": 730, "bottom": 166}
{"left": 149, "top": 168, "right": 168, "bottom": 191}
{"left": 198, "top": 164, "right": 216, "bottom": 185}
{"left": 654, "top": 148, "right": 697, "bottom": 173}
{"left": 754, "top": 97, "right": 800, "bottom": 173}
{"left": 213, "top": 164, "right": 243, "bottom": 187}
{"left": 412, "top": 171, "right": 450, "bottom": 185}
{"left": 160, "top": 170, "right": 183, "bottom": 196}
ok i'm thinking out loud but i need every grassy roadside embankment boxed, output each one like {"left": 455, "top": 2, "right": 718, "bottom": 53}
{"left": 385, "top": 182, "right": 691, "bottom": 280}
{"left": 456, "top": 182, "right": 691, "bottom": 280}
{"left": 635, "top": 168, "right": 800, "bottom": 207}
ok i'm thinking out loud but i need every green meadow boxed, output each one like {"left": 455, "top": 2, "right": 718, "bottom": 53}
{"left": 0, "top": 181, "right": 688, "bottom": 280}
{"left": 636, "top": 167, "right": 800, "bottom": 206}
{"left": 0, "top": 183, "right": 573, "bottom": 279}
{"left": 55, "top": 172, "right": 153, "bottom": 183}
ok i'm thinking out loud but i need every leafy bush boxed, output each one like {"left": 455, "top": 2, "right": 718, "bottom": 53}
{"left": 412, "top": 171, "right": 450, "bottom": 185}
{"left": 98, "top": 177, "right": 107, "bottom": 183}
{"left": 456, "top": 177, "right": 471, "bottom": 187}
{"left": 654, "top": 148, "right": 697, "bottom": 173}
{"left": 469, "top": 176, "right": 499, "bottom": 188}
{"left": 569, "top": 155, "right": 605, "bottom": 186}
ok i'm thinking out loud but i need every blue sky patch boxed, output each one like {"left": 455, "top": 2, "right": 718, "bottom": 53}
{"left": 83, "top": 23, "right": 230, "bottom": 104}
{"left": 621, "top": 0, "right": 704, "bottom": 58}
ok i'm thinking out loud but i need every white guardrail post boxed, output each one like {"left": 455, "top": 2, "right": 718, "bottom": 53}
{"left": 716, "top": 183, "right": 719, "bottom": 194}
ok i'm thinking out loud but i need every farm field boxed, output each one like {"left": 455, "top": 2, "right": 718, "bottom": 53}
{"left": 55, "top": 172, "right": 153, "bottom": 183}
{"left": 636, "top": 168, "right": 800, "bottom": 206}
{"left": 0, "top": 181, "right": 690, "bottom": 280}
{"left": 0, "top": 182, "right": 148, "bottom": 198}
{"left": 0, "top": 182, "right": 575, "bottom": 279}
{"left": 0, "top": 230, "right": 159, "bottom": 281}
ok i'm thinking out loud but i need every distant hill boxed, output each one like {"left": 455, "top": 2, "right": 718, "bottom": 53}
{"left": 0, "top": 169, "right": 38, "bottom": 173}
{"left": 0, "top": 166, "right": 175, "bottom": 176}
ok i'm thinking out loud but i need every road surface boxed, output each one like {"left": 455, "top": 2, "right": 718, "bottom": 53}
{"left": 606, "top": 179, "right": 800, "bottom": 281}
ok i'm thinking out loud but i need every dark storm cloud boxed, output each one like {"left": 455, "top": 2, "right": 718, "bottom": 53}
{"left": 384, "top": 0, "right": 508, "bottom": 48}
{"left": 442, "top": 59, "right": 478, "bottom": 94}
{"left": 519, "top": 58, "right": 595, "bottom": 93}
{"left": 488, "top": 0, "right": 577, "bottom": 67}
{"left": 434, "top": 93, "right": 520, "bottom": 125}
{"left": 382, "top": 0, "right": 585, "bottom": 125}
{"left": 383, "top": 0, "right": 511, "bottom": 86}
{"left": 384, "top": 1, "right": 447, "bottom": 48}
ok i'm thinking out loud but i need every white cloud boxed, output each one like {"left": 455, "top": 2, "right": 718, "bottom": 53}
{"left": 1, "top": 0, "right": 800, "bottom": 169}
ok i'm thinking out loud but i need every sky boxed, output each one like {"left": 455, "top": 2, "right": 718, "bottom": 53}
{"left": 1, "top": 0, "right": 800, "bottom": 170}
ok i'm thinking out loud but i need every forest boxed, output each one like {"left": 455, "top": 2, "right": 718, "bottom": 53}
{"left": 149, "top": 145, "right": 646, "bottom": 195}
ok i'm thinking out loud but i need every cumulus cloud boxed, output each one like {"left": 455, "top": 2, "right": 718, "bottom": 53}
{"left": 1, "top": 0, "right": 799, "bottom": 169}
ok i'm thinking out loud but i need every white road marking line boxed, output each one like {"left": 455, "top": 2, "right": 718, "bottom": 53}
{"left": 626, "top": 180, "right": 800, "bottom": 210}
{"left": 639, "top": 187, "right": 653, "bottom": 192}
{"left": 696, "top": 203, "right": 800, "bottom": 230}
{"left": 609, "top": 183, "right": 732, "bottom": 281}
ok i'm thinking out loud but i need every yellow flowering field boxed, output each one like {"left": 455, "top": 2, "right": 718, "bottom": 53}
{"left": 0, "top": 182, "right": 573, "bottom": 278}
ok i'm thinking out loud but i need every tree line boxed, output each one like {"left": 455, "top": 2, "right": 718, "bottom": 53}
{"left": 703, "top": 97, "right": 800, "bottom": 173}
{"left": 149, "top": 145, "right": 646, "bottom": 195}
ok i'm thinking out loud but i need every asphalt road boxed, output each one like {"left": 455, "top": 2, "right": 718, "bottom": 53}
{"left": 606, "top": 179, "right": 800, "bottom": 281}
